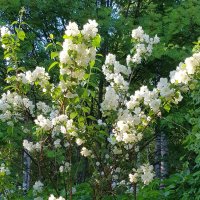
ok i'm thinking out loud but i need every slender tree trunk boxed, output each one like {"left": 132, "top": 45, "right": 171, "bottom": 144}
{"left": 23, "top": 150, "right": 31, "bottom": 193}
{"left": 155, "top": 128, "right": 168, "bottom": 188}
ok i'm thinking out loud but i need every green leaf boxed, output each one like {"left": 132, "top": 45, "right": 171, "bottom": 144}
{"left": 90, "top": 91, "right": 96, "bottom": 98}
{"left": 45, "top": 43, "right": 53, "bottom": 50}
{"left": 87, "top": 116, "right": 96, "bottom": 121}
{"left": 48, "top": 61, "right": 59, "bottom": 71}
{"left": 56, "top": 42, "right": 62, "bottom": 46}
{"left": 92, "top": 34, "right": 101, "bottom": 47}
{"left": 18, "top": 67, "right": 26, "bottom": 72}
{"left": 82, "top": 107, "right": 90, "bottom": 113}
{"left": 4, "top": 53, "right": 12, "bottom": 59}
{"left": 78, "top": 116, "right": 85, "bottom": 123}
{"left": 84, "top": 73, "right": 90, "bottom": 80}
{"left": 63, "top": 74, "right": 68, "bottom": 82}
{"left": 164, "top": 103, "right": 171, "bottom": 112}
{"left": 91, "top": 66, "right": 101, "bottom": 72}
{"left": 7, "top": 126, "right": 13, "bottom": 135}
{"left": 51, "top": 51, "right": 59, "bottom": 59}
{"left": 70, "top": 112, "right": 78, "bottom": 119}
{"left": 4, "top": 85, "right": 15, "bottom": 90}
{"left": 90, "top": 60, "right": 95, "bottom": 68}
{"left": 11, "top": 21, "right": 18, "bottom": 25}
{"left": 17, "top": 30, "right": 26, "bottom": 41}
{"left": 7, "top": 67, "right": 15, "bottom": 73}
{"left": 63, "top": 35, "right": 73, "bottom": 40}
{"left": 50, "top": 34, "right": 54, "bottom": 39}
{"left": 47, "top": 150, "right": 55, "bottom": 158}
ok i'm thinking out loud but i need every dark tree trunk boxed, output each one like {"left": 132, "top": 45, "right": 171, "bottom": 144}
{"left": 155, "top": 127, "right": 161, "bottom": 178}
{"left": 23, "top": 150, "right": 31, "bottom": 192}
{"left": 155, "top": 128, "right": 169, "bottom": 188}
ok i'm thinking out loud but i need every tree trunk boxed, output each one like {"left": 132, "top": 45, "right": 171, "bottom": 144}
{"left": 155, "top": 128, "right": 161, "bottom": 178}
{"left": 23, "top": 150, "right": 31, "bottom": 193}
{"left": 155, "top": 128, "right": 168, "bottom": 188}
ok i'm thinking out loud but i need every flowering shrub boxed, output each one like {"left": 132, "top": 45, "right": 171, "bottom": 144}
{"left": 0, "top": 19, "right": 199, "bottom": 199}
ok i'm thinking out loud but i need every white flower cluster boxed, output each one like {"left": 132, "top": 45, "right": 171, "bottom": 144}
{"left": 35, "top": 115, "right": 52, "bottom": 131}
{"left": 59, "top": 20, "right": 98, "bottom": 67}
{"left": 0, "top": 91, "right": 54, "bottom": 127}
{"left": 157, "top": 78, "right": 174, "bottom": 98}
{"left": 0, "top": 91, "right": 35, "bottom": 123}
{"left": 17, "top": 67, "right": 50, "bottom": 88}
{"left": 129, "top": 164, "right": 154, "bottom": 185}
{"left": 107, "top": 134, "right": 117, "bottom": 145}
{"left": 127, "top": 26, "right": 160, "bottom": 65}
{"left": 113, "top": 114, "right": 143, "bottom": 144}
{"left": 112, "top": 180, "right": 127, "bottom": 190}
{"left": 33, "top": 181, "right": 44, "bottom": 194}
{"left": 64, "top": 19, "right": 98, "bottom": 39}
{"left": 60, "top": 68, "right": 85, "bottom": 81}
{"left": 36, "top": 101, "right": 51, "bottom": 115}
{"left": 65, "top": 22, "right": 80, "bottom": 37}
{"left": 0, "top": 163, "right": 10, "bottom": 175}
{"left": 58, "top": 20, "right": 98, "bottom": 95}
{"left": 58, "top": 80, "right": 80, "bottom": 97}
{"left": 113, "top": 78, "right": 183, "bottom": 144}
{"left": 48, "top": 194, "right": 65, "bottom": 200}
{"left": 170, "top": 52, "right": 200, "bottom": 84}
{"left": 111, "top": 105, "right": 149, "bottom": 144}
{"left": 23, "top": 140, "right": 41, "bottom": 152}
{"left": 80, "top": 147, "right": 92, "bottom": 157}
{"left": 112, "top": 146, "right": 122, "bottom": 155}
{"left": 34, "top": 114, "right": 76, "bottom": 140}
{"left": 97, "top": 119, "right": 106, "bottom": 126}
{"left": 76, "top": 138, "right": 85, "bottom": 146}
{"left": 54, "top": 139, "right": 61, "bottom": 148}
{"left": 59, "top": 39, "right": 96, "bottom": 68}
{"left": 81, "top": 19, "right": 98, "bottom": 39}
{"left": 59, "top": 162, "right": 71, "bottom": 173}
{"left": 125, "top": 80, "right": 182, "bottom": 114}
{"left": 102, "top": 28, "right": 198, "bottom": 148}
{"left": 101, "top": 28, "right": 160, "bottom": 116}
{"left": 111, "top": 167, "right": 121, "bottom": 179}
{"left": 0, "top": 26, "right": 11, "bottom": 37}
{"left": 101, "top": 53, "right": 131, "bottom": 115}
{"left": 101, "top": 86, "right": 120, "bottom": 114}
{"left": 102, "top": 53, "right": 131, "bottom": 90}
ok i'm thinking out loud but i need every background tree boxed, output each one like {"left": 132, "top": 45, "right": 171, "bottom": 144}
{"left": 0, "top": 0, "right": 200, "bottom": 199}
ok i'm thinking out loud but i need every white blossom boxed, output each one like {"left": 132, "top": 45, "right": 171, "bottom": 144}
{"left": 76, "top": 138, "right": 85, "bottom": 146}
{"left": 101, "top": 86, "right": 119, "bottom": 114}
{"left": 65, "top": 22, "right": 80, "bottom": 36}
{"left": 0, "top": 26, "right": 11, "bottom": 37}
{"left": 80, "top": 147, "right": 92, "bottom": 157}
{"left": 35, "top": 115, "right": 52, "bottom": 131}
{"left": 54, "top": 139, "right": 61, "bottom": 148}
{"left": 33, "top": 181, "right": 43, "bottom": 193}
{"left": 81, "top": 19, "right": 98, "bottom": 39}
{"left": 129, "top": 173, "right": 138, "bottom": 183}
{"left": 48, "top": 194, "right": 65, "bottom": 200}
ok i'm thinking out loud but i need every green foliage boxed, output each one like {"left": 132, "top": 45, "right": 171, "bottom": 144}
{"left": 0, "top": 0, "right": 200, "bottom": 199}
{"left": 73, "top": 183, "right": 93, "bottom": 200}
